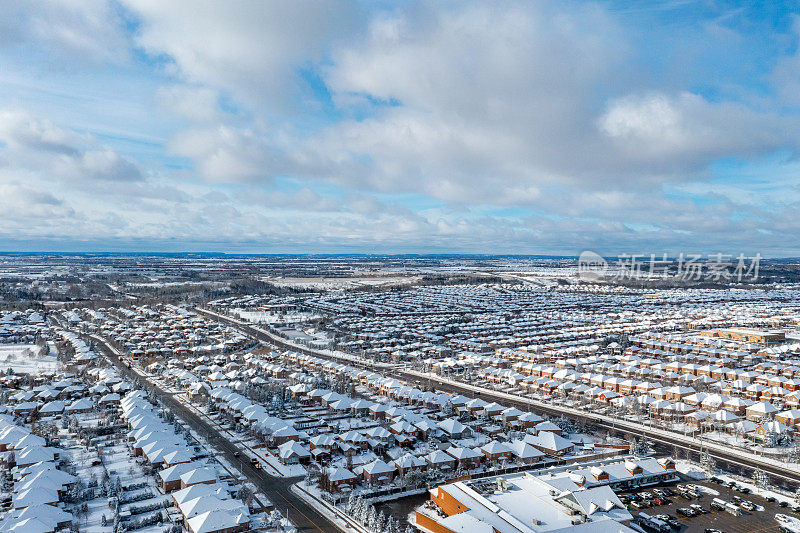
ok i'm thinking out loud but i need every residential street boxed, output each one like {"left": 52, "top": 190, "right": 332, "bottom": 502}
{"left": 91, "top": 334, "right": 341, "bottom": 533}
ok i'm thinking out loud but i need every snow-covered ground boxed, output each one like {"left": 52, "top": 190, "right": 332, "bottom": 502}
{"left": 233, "top": 310, "right": 320, "bottom": 325}
{"left": 675, "top": 459, "right": 708, "bottom": 480}
{"left": 0, "top": 343, "right": 58, "bottom": 374}
{"left": 776, "top": 514, "right": 800, "bottom": 532}
{"left": 292, "top": 482, "right": 368, "bottom": 533}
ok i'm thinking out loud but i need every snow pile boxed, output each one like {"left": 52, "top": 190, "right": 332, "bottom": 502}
{"left": 675, "top": 459, "right": 707, "bottom": 480}
{"left": 776, "top": 514, "right": 800, "bottom": 532}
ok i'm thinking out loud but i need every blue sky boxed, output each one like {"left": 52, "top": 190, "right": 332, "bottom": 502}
{"left": 1, "top": 0, "right": 800, "bottom": 256}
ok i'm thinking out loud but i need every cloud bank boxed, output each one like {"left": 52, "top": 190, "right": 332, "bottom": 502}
{"left": 0, "top": 1, "right": 799, "bottom": 255}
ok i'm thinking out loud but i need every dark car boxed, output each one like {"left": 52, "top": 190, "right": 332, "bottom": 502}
{"left": 780, "top": 501, "right": 789, "bottom": 508}
{"left": 677, "top": 508, "right": 696, "bottom": 517}
{"left": 665, "top": 517, "right": 681, "bottom": 529}
{"left": 767, "top": 496, "right": 778, "bottom": 503}
{"left": 655, "top": 514, "right": 680, "bottom": 530}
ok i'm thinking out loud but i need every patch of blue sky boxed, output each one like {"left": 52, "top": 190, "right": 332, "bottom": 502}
{"left": 297, "top": 65, "right": 401, "bottom": 131}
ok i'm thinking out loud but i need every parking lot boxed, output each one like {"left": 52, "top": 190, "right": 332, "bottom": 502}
{"left": 621, "top": 475, "right": 797, "bottom": 533}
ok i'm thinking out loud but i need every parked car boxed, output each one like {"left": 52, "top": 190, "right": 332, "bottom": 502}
{"left": 654, "top": 514, "right": 680, "bottom": 530}
{"left": 677, "top": 508, "right": 696, "bottom": 517}
{"left": 740, "top": 501, "right": 756, "bottom": 511}
{"left": 690, "top": 504, "right": 709, "bottom": 514}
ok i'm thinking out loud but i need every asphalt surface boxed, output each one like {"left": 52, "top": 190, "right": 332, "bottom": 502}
{"left": 624, "top": 477, "right": 791, "bottom": 533}
{"left": 195, "top": 307, "right": 800, "bottom": 492}
{"left": 90, "top": 335, "right": 341, "bottom": 533}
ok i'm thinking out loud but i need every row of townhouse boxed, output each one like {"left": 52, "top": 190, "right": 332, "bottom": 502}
{"left": 119, "top": 392, "right": 251, "bottom": 533}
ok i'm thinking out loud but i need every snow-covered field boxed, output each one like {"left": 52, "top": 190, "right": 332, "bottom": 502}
{"left": 234, "top": 310, "right": 320, "bottom": 325}
{"left": 0, "top": 343, "right": 58, "bottom": 374}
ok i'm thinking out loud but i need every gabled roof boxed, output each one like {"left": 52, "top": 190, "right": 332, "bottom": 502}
{"left": 158, "top": 461, "right": 198, "bottom": 482}
{"left": 172, "top": 483, "right": 230, "bottom": 506}
{"left": 12, "top": 488, "right": 59, "bottom": 509}
{"left": 329, "top": 467, "right": 357, "bottom": 481}
{"left": 186, "top": 508, "right": 249, "bottom": 533}
{"left": 362, "top": 459, "right": 395, "bottom": 475}
{"left": 277, "top": 440, "right": 310, "bottom": 459}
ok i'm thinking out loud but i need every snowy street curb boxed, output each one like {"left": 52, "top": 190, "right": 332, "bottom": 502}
{"left": 291, "top": 483, "right": 371, "bottom": 533}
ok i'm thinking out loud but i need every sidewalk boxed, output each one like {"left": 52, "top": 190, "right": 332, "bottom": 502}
{"left": 291, "top": 483, "right": 371, "bottom": 533}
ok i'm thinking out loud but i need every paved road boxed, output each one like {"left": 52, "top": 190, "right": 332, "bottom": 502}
{"left": 90, "top": 335, "right": 341, "bottom": 533}
{"left": 197, "top": 307, "right": 800, "bottom": 492}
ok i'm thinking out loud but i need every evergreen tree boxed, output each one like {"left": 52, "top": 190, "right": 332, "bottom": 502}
{"left": 376, "top": 510, "right": 386, "bottom": 533}
{"left": 754, "top": 469, "right": 769, "bottom": 490}
{"left": 366, "top": 505, "right": 378, "bottom": 531}
{"left": 442, "top": 401, "right": 454, "bottom": 418}
{"left": 355, "top": 496, "right": 367, "bottom": 524}
{"left": 699, "top": 451, "right": 716, "bottom": 474}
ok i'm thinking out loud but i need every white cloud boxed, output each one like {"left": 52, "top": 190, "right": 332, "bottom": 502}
{"left": 0, "top": 109, "right": 86, "bottom": 155}
{"left": 0, "top": 109, "right": 143, "bottom": 182}
{"left": 599, "top": 92, "right": 796, "bottom": 169}
{"left": 155, "top": 85, "right": 221, "bottom": 122}
{"left": 122, "top": 0, "right": 363, "bottom": 112}
{"left": 2, "top": 1, "right": 800, "bottom": 253}
{"left": 0, "top": 0, "right": 128, "bottom": 63}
